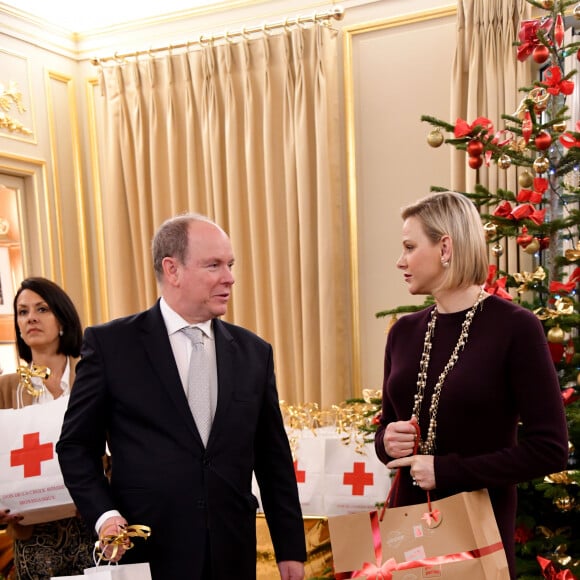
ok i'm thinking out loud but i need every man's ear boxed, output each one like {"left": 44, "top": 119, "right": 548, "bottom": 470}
{"left": 162, "top": 257, "right": 180, "bottom": 285}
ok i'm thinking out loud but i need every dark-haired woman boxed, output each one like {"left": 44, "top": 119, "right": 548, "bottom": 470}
{"left": 0, "top": 277, "right": 95, "bottom": 580}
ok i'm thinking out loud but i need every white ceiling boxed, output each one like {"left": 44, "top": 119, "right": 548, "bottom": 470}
{"left": 2, "top": 0, "right": 233, "bottom": 32}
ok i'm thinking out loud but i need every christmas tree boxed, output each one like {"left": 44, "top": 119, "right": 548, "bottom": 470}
{"left": 376, "top": 1, "right": 580, "bottom": 578}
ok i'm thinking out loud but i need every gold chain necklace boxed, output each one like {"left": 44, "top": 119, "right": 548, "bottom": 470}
{"left": 412, "top": 290, "right": 485, "bottom": 454}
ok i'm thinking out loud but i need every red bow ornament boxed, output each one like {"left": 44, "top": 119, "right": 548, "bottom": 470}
{"left": 511, "top": 205, "right": 546, "bottom": 225}
{"left": 537, "top": 556, "right": 577, "bottom": 580}
{"left": 517, "top": 189, "right": 543, "bottom": 204}
{"left": 493, "top": 200, "right": 514, "bottom": 219}
{"left": 549, "top": 267, "right": 580, "bottom": 294}
{"left": 559, "top": 121, "right": 580, "bottom": 150}
{"left": 529, "top": 207, "right": 547, "bottom": 226}
{"left": 562, "top": 387, "right": 579, "bottom": 406}
{"left": 541, "top": 66, "right": 575, "bottom": 96}
{"left": 512, "top": 204, "right": 535, "bottom": 221}
{"left": 517, "top": 19, "right": 552, "bottom": 62}
{"left": 517, "top": 177, "right": 548, "bottom": 204}
{"left": 484, "top": 265, "right": 513, "bottom": 301}
{"left": 454, "top": 117, "right": 494, "bottom": 139}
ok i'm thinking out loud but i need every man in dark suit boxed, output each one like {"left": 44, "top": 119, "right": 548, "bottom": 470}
{"left": 56, "top": 214, "right": 306, "bottom": 580}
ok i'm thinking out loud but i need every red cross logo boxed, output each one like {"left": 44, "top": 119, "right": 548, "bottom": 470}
{"left": 343, "top": 461, "right": 374, "bottom": 495}
{"left": 10, "top": 432, "right": 54, "bottom": 477}
{"left": 294, "top": 460, "right": 306, "bottom": 483}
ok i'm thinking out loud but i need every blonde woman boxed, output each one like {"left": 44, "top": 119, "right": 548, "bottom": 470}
{"left": 375, "top": 192, "right": 568, "bottom": 579}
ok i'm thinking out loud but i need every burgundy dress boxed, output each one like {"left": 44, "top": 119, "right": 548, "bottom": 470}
{"left": 374, "top": 295, "right": 568, "bottom": 579}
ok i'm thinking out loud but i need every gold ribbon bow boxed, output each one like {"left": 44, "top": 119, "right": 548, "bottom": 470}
{"left": 512, "top": 266, "right": 546, "bottom": 294}
{"left": 565, "top": 241, "right": 580, "bottom": 262}
{"left": 96, "top": 524, "right": 152, "bottom": 562}
{"left": 535, "top": 297, "right": 575, "bottom": 321}
{"left": 17, "top": 364, "right": 51, "bottom": 397}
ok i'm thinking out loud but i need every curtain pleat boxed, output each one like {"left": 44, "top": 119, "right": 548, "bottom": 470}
{"left": 97, "top": 24, "right": 351, "bottom": 405}
{"left": 451, "top": 0, "right": 531, "bottom": 273}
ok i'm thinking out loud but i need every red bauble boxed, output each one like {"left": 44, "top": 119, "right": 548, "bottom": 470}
{"left": 533, "top": 45, "right": 550, "bottom": 64}
{"left": 548, "top": 342, "right": 564, "bottom": 364}
{"left": 539, "top": 236, "right": 550, "bottom": 250}
{"left": 534, "top": 131, "right": 552, "bottom": 150}
{"left": 555, "top": 14, "right": 564, "bottom": 47}
{"left": 468, "top": 155, "right": 483, "bottom": 169}
{"left": 517, "top": 232, "right": 533, "bottom": 249}
{"left": 467, "top": 139, "right": 484, "bottom": 157}
{"left": 577, "top": 49, "right": 580, "bottom": 62}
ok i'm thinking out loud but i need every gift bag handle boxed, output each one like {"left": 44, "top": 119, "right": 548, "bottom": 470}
{"left": 379, "top": 421, "right": 433, "bottom": 522}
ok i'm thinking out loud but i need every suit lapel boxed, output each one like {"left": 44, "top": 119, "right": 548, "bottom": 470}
{"left": 210, "top": 319, "right": 236, "bottom": 442}
{"left": 139, "top": 302, "right": 200, "bottom": 441}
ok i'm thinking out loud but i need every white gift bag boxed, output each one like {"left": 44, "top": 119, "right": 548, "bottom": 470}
{"left": 291, "top": 429, "right": 328, "bottom": 516}
{"left": 83, "top": 562, "right": 152, "bottom": 579}
{"left": 0, "top": 396, "right": 76, "bottom": 525}
{"left": 323, "top": 437, "right": 391, "bottom": 516}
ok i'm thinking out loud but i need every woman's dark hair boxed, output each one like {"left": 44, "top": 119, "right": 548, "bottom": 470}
{"left": 13, "top": 277, "right": 83, "bottom": 362}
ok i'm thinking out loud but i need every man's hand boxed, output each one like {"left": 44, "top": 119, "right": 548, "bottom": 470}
{"left": 278, "top": 560, "right": 305, "bottom": 580}
{"left": 98, "top": 515, "right": 129, "bottom": 562}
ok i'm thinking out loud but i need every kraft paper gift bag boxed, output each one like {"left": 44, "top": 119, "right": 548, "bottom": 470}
{"left": 83, "top": 562, "right": 152, "bottom": 579}
{"left": 0, "top": 396, "right": 76, "bottom": 525}
{"left": 328, "top": 488, "right": 510, "bottom": 579}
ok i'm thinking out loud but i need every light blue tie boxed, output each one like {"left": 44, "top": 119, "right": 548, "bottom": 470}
{"left": 181, "top": 326, "right": 211, "bottom": 445}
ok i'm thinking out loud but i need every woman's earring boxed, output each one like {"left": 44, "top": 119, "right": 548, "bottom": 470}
{"left": 59, "top": 329, "right": 64, "bottom": 337}
{"left": 441, "top": 259, "right": 450, "bottom": 268}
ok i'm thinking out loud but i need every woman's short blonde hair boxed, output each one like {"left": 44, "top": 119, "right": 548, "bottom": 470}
{"left": 401, "top": 191, "right": 488, "bottom": 290}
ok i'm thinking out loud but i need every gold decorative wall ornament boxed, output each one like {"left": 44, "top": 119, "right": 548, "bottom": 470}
{"left": 0, "top": 81, "right": 32, "bottom": 135}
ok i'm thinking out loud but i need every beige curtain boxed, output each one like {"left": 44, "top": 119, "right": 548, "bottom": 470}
{"left": 451, "top": 0, "right": 532, "bottom": 271}
{"left": 96, "top": 24, "right": 351, "bottom": 406}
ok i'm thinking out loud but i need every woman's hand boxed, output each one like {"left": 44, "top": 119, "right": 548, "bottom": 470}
{"left": 0, "top": 509, "right": 19, "bottom": 526}
{"left": 1, "top": 510, "right": 34, "bottom": 540}
{"left": 382, "top": 416, "right": 419, "bottom": 458}
{"left": 387, "top": 454, "right": 436, "bottom": 490}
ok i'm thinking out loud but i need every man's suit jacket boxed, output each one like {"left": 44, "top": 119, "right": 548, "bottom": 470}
{"left": 57, "top": 301, "right": 306, "bottom": 580}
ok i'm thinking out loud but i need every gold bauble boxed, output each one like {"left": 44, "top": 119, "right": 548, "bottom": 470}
{"left": 427, "top": 129, "right": 444, "bottom": 148}
{"left": 575, "top": 3, "right": 580, "bottom": 20}
{"left": 553, "top": 120, "right": 567, "bottom": 133}
{"left": 498, "top": 154, "right": 512, "bottom": 169}
{"left": 492, "top": 243, "right": 504, "bottom": 257}
{"left": 483, "top": 222, "right": 498, "bottom": 241}
{"left": 533, "top": 156, "right": 550, "bottom": 174}
{"left": 577, "top": 371, "right": 580, "bottom": 385}
{"left": 523, "top": 238, "right": 540, "bottom": 254}
{"left": 541, "top": 0, "right": 554, "bottom": 8}
{"left": 547, "top": 325, "right": 565, "bottom": 343}
{"left": 518, "top": 170, "right": 534, "bottom": 188}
